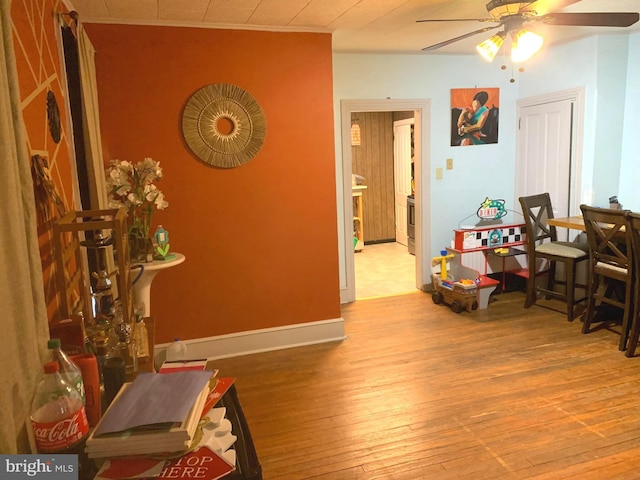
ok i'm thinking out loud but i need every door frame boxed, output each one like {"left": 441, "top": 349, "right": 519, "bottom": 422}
{"left": 393, "top": 118, "right": 414, "bottom": 246}
{"left": 340, "top": 99, "right": 431, "bottom": 303}
{"left": 515, "top": 87, "right": 585, "bottom": 216}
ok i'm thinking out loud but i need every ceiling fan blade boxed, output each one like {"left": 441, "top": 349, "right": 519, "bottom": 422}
{"left": 541, "top": 12, "right": 639, "bottom": 27}
{"left": 519, "top": 0, "right": 581, "bottom": 16}
{"left": 422, "top": 25, "right": 502, "bottom": 51}
{"left": 416, "top": 18, "right": 495, "bottom": 23}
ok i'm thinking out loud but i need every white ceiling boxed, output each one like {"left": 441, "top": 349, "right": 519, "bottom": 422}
{"left": 67, "top": 0, "right": 640, "bottom": 54}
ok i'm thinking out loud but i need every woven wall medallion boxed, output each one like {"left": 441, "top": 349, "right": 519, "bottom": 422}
{"left": 181, "top": 84, "right": 266, "bottom": 168}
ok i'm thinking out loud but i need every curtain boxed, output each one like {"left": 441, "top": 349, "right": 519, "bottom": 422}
{"left": 0, "top": 0, "right": 50, "bottom": 453}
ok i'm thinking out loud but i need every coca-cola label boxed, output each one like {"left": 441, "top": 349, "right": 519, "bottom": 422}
{"left": 32, "top": 407, "right": 89, "bottom": 452}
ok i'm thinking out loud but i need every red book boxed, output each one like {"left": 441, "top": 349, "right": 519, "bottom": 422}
{"left": 155, "top": 446, "right": 234, "bottom": 480}
{"left": 94, "top": 457, "right": 167, "bottom": 479}
{"left": 200, "top": 378, "right": 235, "bottom": 418}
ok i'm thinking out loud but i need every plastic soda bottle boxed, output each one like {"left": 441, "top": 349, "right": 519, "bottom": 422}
{"left": 166, "top": 338, "right": 188, "bottom": 361}
{"left": 48, "top": 338, "right": 85, "bottom": 403}
{"left": 30, "top": 361, "right": 90, "bottom": 453}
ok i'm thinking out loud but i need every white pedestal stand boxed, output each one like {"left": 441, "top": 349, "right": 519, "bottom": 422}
{"left": 132, "top": 253, "right": 185, "bottom": 317}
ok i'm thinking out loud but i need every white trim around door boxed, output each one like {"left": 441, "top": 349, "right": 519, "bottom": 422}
{"left": 340, "top": 99, "right": 431, "bottom": 304}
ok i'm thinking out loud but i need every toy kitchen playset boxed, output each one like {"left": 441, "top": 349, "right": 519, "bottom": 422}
{"left": 431, "top": 198, "right": 528, "bottom": 312}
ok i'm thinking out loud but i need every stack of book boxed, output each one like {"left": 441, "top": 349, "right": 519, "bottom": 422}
{"left": 93, "top": 373, "right": 239, "bottom": 480}
{"left": 86, "top": 370, "right": 213, "bottom": 458}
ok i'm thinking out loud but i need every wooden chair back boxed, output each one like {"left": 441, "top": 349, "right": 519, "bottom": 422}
{"left": 519, "top": 192, "right": 558, "bottom": 251}
{"left": 624, "top": 211, "right": 640, "bottom": 356}
{"left": 580, "top": 205, "right": 631, "bottom": 281}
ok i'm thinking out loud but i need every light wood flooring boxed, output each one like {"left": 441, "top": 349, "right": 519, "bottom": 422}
{"left": 354, "top": 242, "right": 416, "bottom": 299}
{"left": 212, "top": 291, "right": 640, "bottom": 480}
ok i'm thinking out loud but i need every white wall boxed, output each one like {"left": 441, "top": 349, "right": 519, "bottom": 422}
{"left": 620, "top": 32, "right": 640, "bottom": 211}
{"left": 516, "top": 36, "right": 598, "bottom": 208}
{"left": 333, "top": 33, "right": 637, "bottom": 294}
{"left": 333, "top": 53, "right": 519, "bottom": 292}
{"left": 518, "top": 34, "right": 633, "bottom": 209}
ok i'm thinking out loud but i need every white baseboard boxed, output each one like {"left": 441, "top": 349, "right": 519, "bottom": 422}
{"left": 154, "top": 317, "right": 346, "bottom": 366}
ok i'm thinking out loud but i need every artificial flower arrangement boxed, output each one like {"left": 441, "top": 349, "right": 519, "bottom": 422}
{"left": 105, "top": 157, "right": 168, "bottom": 261}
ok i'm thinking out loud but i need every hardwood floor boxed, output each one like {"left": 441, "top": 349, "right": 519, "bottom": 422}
{"left": 212, "top": 291, "right": 640, "bottom": 479}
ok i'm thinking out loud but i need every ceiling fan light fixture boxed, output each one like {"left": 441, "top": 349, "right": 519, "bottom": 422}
{"left": 487, "top": 1, "right": 528, "bottom": 19}
{"left": 511, "top": 29, "right": 543, "bottom": 62}
{"left": 476, "top": 32, "right": 505, "bottom": 62}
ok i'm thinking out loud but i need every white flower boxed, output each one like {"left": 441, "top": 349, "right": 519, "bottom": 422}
{"left": 105, "top": 157, "right": 168, "bottom": 237}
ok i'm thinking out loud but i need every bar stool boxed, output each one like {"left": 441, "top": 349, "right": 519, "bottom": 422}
{"left": 580, "top": 205, "right": 633, "bottom": 351}
{"left": 519, "top": 193, "right": 589, "bottom": 321}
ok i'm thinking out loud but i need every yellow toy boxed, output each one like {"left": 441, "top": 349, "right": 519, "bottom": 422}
{"left": 431, "top": 251, "right": 455, "bottom": 280}
{"left": 431, "top": 249, "right": 480, "bottom": 313}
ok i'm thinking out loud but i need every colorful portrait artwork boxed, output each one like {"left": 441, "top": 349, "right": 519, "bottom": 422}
{"left": 451, "top": 88, "right": 500, "bottom": 146}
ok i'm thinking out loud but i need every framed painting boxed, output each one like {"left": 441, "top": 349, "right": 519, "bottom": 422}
{"left": 451, "top": 88, "right": 500, "bottom": 146}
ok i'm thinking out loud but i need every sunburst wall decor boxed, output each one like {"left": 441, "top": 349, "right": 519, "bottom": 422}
{"left": 181, "top": 83, "right": 267, "bottom": 168}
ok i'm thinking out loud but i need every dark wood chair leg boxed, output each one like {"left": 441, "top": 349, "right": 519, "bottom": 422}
{"left": 618, "top": 282, "right": 634, "bottom": 352}
{"left": 545, "top": 262, "right": 556, "bottom": 299}
{"left": 565, "top": 259, "right": 576, "bottom": 322}
{"left": 582, "top": 272, "right": 598, "bottom": 334}
{"left": 524, "top": 269, "right": 536, "bottom": 308}
{"left": 626, "top": 297, "right": 640, "bottom": 357}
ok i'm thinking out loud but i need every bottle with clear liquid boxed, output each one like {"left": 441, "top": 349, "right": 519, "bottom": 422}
{"left": 48, "top": 338, "right": 85, "bottom": 403}
{"left": 109, "top": 336, "right": 137, "bottom": 381}
{"left": 166, "top": 338, "right": 188, "bottom": 361}
{"left": 134, "top": 318, "right": 150, "bottom": 360}
{"left": 109, "top": 302, "right": 137, "bottom": 380}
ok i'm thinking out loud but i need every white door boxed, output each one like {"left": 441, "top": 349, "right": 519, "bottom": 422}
{"left": 517, "top": 100, "right": 572, "bottom": 215}
{"left": 516, "top": 91, "right": 583, "bottom": 241}
{"left": 394, "top": 119, "right": 413, "bottom": 246}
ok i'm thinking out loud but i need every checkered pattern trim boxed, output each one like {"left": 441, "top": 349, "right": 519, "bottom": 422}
{"left": 479, "top": 226, "right": 526, "bottom": 247}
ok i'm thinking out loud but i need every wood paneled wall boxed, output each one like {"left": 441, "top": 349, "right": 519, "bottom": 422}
{"left": 351, "top": 112, "right": 396, "bottom": 243}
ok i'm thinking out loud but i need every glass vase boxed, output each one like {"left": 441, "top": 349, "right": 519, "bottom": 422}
{"left": 128, "top": 230, "right": 154, "bottom": 263}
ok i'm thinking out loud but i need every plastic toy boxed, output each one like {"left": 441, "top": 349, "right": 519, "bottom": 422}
{"left": 431, "top": 249, "right": 479, "bottom": 313}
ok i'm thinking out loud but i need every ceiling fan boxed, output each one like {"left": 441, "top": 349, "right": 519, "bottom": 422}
{"left": 417, "top": 0, "right": 639, "bottom": 62}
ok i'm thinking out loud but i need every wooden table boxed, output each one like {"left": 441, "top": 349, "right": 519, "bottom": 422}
{"left": 547, "top": 215, "right": 585, "bottom": 231}
{"left": 549, "top": 215, "right": 627, "bottom": 236}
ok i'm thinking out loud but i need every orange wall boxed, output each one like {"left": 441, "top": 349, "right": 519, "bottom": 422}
{"left": 83, "top": 24, "right": 341, "bottom": 343}
{"left": 12, "top": 0, "right": 77, "bottom": 322}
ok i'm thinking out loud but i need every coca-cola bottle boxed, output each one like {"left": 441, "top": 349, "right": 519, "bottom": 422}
{"left": 31, "top": 361, "right": 94, "bottom": 479}
{"left": 48, "top": 338, "right": 85, "bottom": 403}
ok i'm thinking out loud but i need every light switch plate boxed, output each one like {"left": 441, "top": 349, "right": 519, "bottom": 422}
{"left": 436, "top": 167, "right": 443, "bottom": 179}
{"left": 446, "top": 158, "right": 453, "bottom": 170}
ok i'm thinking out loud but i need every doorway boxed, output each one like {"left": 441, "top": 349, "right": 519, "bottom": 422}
{"left": 351, "top": 113, "right": 415, "bottom": 299}
{"left": 340, "top": 99, "right": 431, "bottom": 304}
